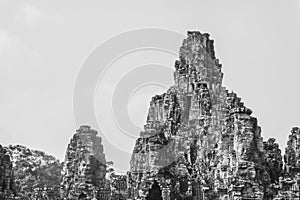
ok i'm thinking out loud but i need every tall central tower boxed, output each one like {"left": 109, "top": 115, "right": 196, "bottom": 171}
{"left": 129, "top": 31, "right": 270, "bottom": 200}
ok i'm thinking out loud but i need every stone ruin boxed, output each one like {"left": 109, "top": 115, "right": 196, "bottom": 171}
{"left": 60, "top": 125, "right": 107, "bottom": 199}
{"left": 128, "top": 31, "right": 300, "bottom": 200}
{"left": 0, "top": 145, "right": 15, "bottom": 199}
{"left": 273, "top": 127, "right": 300, "bottom": 199}
{"left": 0, "top": 31, "right": 300, "bottom": 200}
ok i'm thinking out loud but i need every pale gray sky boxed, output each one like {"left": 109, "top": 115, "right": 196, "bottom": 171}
{"left": 0, "top": 0, "right": 300, "bottom": 172}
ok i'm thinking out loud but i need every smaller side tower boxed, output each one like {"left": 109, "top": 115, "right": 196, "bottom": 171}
{"left": 60, "top": 125, "right": 107, "bottom": 199}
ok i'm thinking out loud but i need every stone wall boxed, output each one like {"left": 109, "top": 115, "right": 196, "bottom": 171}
{"left": 0, "top": 145, "right": 15, "bottom": 199}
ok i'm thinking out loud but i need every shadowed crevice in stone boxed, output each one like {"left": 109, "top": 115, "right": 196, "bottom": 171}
{"left": 146, "top": 181, "right": 163, "bottom": 200}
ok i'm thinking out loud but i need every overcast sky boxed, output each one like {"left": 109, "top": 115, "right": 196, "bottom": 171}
{"left": 1, "top": 0, "right": 300, "bottom": 172}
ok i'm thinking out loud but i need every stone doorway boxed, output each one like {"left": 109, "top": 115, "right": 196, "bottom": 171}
{"left": 146, "top": 181, "right": 163, "bottom": 200}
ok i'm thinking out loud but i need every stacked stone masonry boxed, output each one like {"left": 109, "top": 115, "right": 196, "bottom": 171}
{"left": 60, "top": 125, "right": 107, "bottom": 199}
{"left": 0, "top": 145, "right": 15, "bottom": 199}
{"left": 128, "top": 31, "right": 300, "bottom": 200}
{"left": 0, "top": 31, "right": 300, "bottom": 200}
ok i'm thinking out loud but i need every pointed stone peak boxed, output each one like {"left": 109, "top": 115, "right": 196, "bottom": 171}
{"left": 76, "top": 125, "right": 97, "bottom": 135}
{"left": 178, "top": 31, "right": 220, "bottom": 69}
{"left": 173, "top": 31, "right": 223, "bottom": 94}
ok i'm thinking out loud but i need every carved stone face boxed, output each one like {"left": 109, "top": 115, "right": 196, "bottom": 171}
{"left": 249, "top": 167, "right": 256, "bottom": 179}
{"left": 80, "top": 161, "right": 88, "bottom": 175}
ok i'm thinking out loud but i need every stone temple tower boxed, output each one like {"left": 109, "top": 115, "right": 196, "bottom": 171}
{"left": 128, "top": 31, "right": 271, "bottom": 200}
{"left": 60, "top": 125, "right": 107, "bottom": 199}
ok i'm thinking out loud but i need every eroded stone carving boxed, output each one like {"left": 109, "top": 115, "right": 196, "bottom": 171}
{"left": 129, "top": 31, "right": 272, "bottom": 200}
{"left": 60, "top": 125, "right": 107, "bottom": 199}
